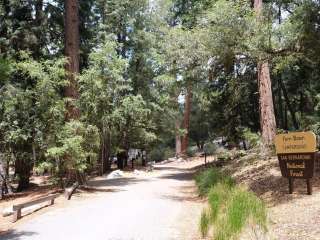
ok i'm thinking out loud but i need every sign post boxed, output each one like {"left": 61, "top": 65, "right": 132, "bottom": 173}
{"left": 275, "top": 132, "right": 317, "bottom": 195}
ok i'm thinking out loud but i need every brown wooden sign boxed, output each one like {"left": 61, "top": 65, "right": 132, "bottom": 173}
{"left": 275, "top": 132, "right": 317, "bottom": 195}
{"left": 278, "top": 153, "right": 315, "bottom": 179}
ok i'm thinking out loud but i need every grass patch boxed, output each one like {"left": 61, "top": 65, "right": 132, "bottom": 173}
{"left": 195, "top": 168, "right": 235, "bottom": 197}
{"left": 197, "top": 168, "right": 267, "bottom": 240}
{"left": 200, "top": 209, "right": 210, "bottom": 238}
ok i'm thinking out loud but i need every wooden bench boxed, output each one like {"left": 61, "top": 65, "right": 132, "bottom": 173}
{"left": 12, "top": 193, "right": 60, "bottom": 222}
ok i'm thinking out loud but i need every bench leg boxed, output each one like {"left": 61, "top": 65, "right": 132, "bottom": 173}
{"left": 50, "top": 199, "right": 55, "bottom": 205}
{"left": 12, "top": 209, "right": 21, "bottom": 222}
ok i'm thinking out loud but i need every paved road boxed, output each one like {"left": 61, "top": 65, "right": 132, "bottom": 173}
{"left": 2, "top": 162, "right": 203, "bottom": 240}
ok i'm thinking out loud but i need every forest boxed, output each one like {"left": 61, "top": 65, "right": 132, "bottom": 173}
{"left": 0, "top": 0, "right": 319, "bottom": 194}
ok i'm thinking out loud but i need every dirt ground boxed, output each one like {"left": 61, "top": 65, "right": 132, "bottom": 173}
{"left": 224, "top": 153, "right": 320, "bottom": 240}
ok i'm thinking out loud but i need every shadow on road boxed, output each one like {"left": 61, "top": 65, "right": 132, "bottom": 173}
{"left": 153, "top": 166, "right": 184, "bottom": 171}
{"left": 158, "top": 171, "right": 195, "bottom": 181}
{"left": 88, "top": 177, "right": 150, "bottom": 188}
{"left": 0, "top": 230, "right": 37, "bottom": 240}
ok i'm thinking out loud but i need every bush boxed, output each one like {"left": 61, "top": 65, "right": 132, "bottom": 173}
{"left": 34, "top": 161, "right": 54, "bottom": 175}
{"left": 163, "top": 147, "right": 175, "bottom": 160}
{"left": 186, "top": 146, "right": 198, "bottom": 157}
{"left": 216, "top": 149, "right": 232, "bottom": 161}
{"left": 149, "top": 148, "right": 164, "bottom": 162}
{"left": 243, "top": 128, "right": 261, "bottom": 149}
{"left": 149, "top": 146, "right": 175, "bottom": 162}
{"left": 212, "top": 187, "right": 267, "bottom": 240}
{"left": 195, "top": 168, "right": 235, "bottom": 197}
{"left": 203, "top": 142, "right": 218, "bottom": 156}
{"left": 197, "top": 169, "right": 268, "bottom": 240}
{"left": 200, "top": 210, "right": 210, "bottom": 238}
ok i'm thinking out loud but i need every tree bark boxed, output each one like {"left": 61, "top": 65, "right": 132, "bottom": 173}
{"left": 15, "top": 157, "right": 32, "bottom": 191}
{"left": 254, "top": 0, "right": 277, "bottom": 147}
{"left": 279, "top": 78, "right": 299, "bottom": 130}
{"left": 175, "top": 120, "right": 182, "bottom": 157}
{"left": 64, "top": 0, "right": 80, "bottom": 120}
{"left": 277, "top": 78, "right": 284, "bottom": 129}
{"left": 181, "top": 85, "right": 192, "bottom": 154}
{"left": 101, "top": 131, "right": 111, "bottom": 174}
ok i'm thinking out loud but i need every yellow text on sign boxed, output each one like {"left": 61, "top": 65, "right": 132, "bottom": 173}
{"left": 275, "top": 132, "right": 317, "bottom": 154}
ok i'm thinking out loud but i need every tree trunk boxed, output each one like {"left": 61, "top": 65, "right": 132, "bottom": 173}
{"left": 279, "top": 78, "right": 299, "bottom": 130}
{"left": 117, "top": 151, "right": 126, "bottom": 170}
{"left": 29, "top": 0, "right": 44, "bottom": 58}
{"left": 254, "top": 0, "right": 277, "bottom": 147}
{"left": 284, "top": 105, "right": 288, "bottom": 130}
{"left": 181, "top": 85, "right": 192, "bottom": 154}
{"left": 277, "top": 78, "right": 284, "bottom": 129}
{"left": 15, "top": 157, "right": 32, "bottom": 191}
{"left": 175, "top": 120, "right": 182, "bottom": 157}
{"left": 64, "top": 0, "right": 80, "bottom": 120}
{"left": 101, "top": 131, "right": 111, "bottom": 174}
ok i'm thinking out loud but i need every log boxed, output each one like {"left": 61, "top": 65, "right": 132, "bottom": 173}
{"left": 64, "top": 182, "right": 79, "bottom": 200}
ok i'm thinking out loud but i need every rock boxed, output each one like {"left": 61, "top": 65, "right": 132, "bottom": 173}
{"left": 133, "top": 170, "right": 142, "bottom": 175}
{"left": 176, "top": 158, "right": 184, "bottom": 163}
{"left": 2, "top": 206, "right": 13, "bottom": 217}
{"left": 107, "top": 170, "right": 124, "bottom": 179}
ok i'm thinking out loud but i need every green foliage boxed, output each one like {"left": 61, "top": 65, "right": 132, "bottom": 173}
{"left": 242, "top": 128, "right": 261, "bottom": 149}
{"left": 186, "top": 146, "right": 198, "bottom": 157}
{"left": 195, "top": 168, "right": 235, "bottom": 197}
{"left": 197, "top": 171, "right": 267, "bottom": 239}
{"left": 149, "top": 146, "right": 175, "bottom": 162}
{"left": 34, "top": 162, "right": 54, "bottom": 175}
{"left": 200, "top": 209, "right": 210, "bottom": 238}
{"left": 216, "top": 148, "right": 232, "bottom": 162}
{"left": 46, "top": 121, "right": 100, "bottom": 173}
{"left": 204, "top": 142, "right": 218, "bottom": 156}
{"left": 0, "top": 58, "right": 11, "bottom": 83}
{"left": 2, "top": 0, "right": 320, "bottom": 190}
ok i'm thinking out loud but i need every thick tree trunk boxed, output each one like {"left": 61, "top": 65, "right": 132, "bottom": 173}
{"left": 257, "top": 61, "right": 277, "bottom": 146}
{"left": 181, "top": 85, "right": 192, "bottom": 154}
{"left": 100, "top": 131, "right": 111, "bottom": 174}
{"left": 254, "top": 0, "right": 277, "bottom": 147}
{"left": 64, "top": 0, "right": 80, "bottom": 120}
{"left": 15, "top": 157, "right": 32, "bottom": 191}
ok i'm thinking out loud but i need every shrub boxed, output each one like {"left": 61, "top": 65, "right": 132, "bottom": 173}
{"left": 226, "top": 188, "right": 267, "bottom": 235}
{"left": 197, "top": 170, "right": 268, "bottom": 240}
{"left": 204, "top": 142, "right": 218, "bottom": 156}
{"left": 243, "top": 128, "right": 261, "bottom": 149}
{"left": 149, "top": 148, "right": 164, "bottom": 162}
{"left": 217, "top": 151, "right": 232, "bottom": 161}
{"left": 195, "top": 168, "right": 235, "bottom": 196}
{"left": 149, "top": 146, "right": 175, "bottom": 162}
{"left": 212, "top": 187, "right": 267, "bottom": 240}
{"left": 34, "top": 161, "right": 54, "bottom": 175}
{"left": 200, "top": 210, "right": 210, "bottom": 238}
{"left": 163, "top": 147, "right": 175, "bottom": 160}
{"left": 186, "top": 146, "right": 198, "bottom": 157}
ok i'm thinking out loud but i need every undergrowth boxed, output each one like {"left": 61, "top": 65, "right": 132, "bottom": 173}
{"left": 195, "top": 168, "right": 235, "bottom": 197}
{"left": 196, "top": 168, "right": 267, "bottom": 240}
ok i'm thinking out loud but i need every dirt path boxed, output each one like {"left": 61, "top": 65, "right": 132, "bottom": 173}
{"left": 1, "top": 159, "right": 206, "bottom": 240}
